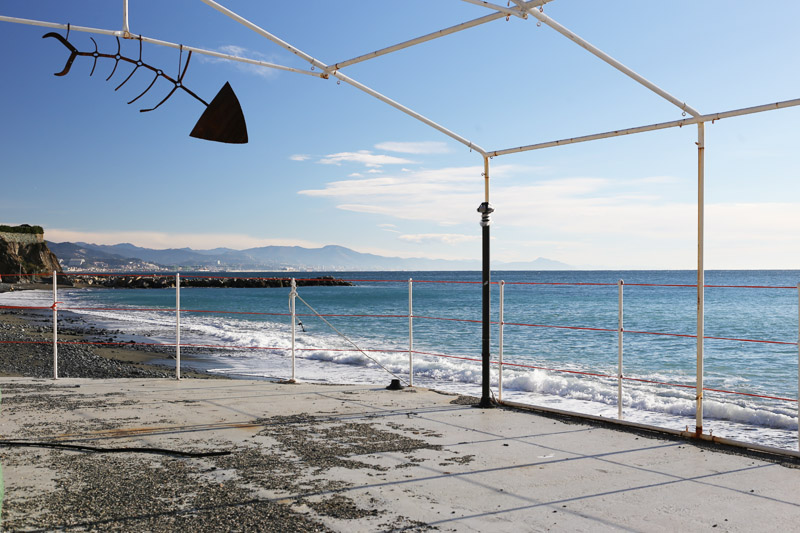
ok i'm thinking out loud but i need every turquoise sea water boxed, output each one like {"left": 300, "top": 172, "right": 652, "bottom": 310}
{"left": 2, "top": 269, "right": 798, "bottom": 449}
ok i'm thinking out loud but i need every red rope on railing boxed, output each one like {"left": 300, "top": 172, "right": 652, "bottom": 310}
{"left": 414, "top": 315, "right": 483, "bottom": 325}
{"left": 7, "top": 301, "right": 796, "bottom": 346}
{"left": 2, "top": 335, "right": 795, "bottom": 402}
{"left": 504, "top": 321, "right": 617, "bottom": 333}
{"left": 499, "top": 359, "right": 615, "bottom": 379}
{"left": 504, "top": 281, "right": 616, "bottom": 286}
{"left": 409, "top": 280, "right": 482, "bottom": 284}
{"left": 411, "top": 349, "right": 482, "bottom": 363}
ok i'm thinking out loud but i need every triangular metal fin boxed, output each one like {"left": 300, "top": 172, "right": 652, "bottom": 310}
{"left": 190, "top": 82, "right": 248, "bottom": 144}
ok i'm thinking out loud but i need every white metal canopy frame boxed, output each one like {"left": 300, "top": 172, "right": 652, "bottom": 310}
{"left": 4, "top": 0, "right": 800, "bottom": 440}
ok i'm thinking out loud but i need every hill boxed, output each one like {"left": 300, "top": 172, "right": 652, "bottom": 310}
{"left": 47, "top": 241, "right": 573, "bottom": 271}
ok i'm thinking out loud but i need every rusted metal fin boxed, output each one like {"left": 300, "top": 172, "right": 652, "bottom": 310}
{"left": 105, "top": 37, "right": 122, "bottom": 81}
{"left": 42, "top": 32, "right": 79, "bottom": 76}
{"left": 190, "top": 82, "right": 248, "bottom": 144}
{"left": 140, "top": 85, "right": 177, "bottom": 113}
{"left": 115, "top": 63, "right": 139, "bottom": 91}
{"left": 88, "top": 38, "right": 100, "bottom": 76}
{"left": 115, "top": 38, "right": 142, "bottom": 91}
{"left": 140, "top": 51, "right": 194, "bottom": 112}
{"left": 127, "top": 71, "right": 160, "bottom": 105}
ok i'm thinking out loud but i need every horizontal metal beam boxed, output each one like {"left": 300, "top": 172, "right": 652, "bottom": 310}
{"left": 198, "top": 0, "right": 487, "bottom": 155}
{"left": 333, "top": 0, "right": 551, "bottom": 70}
{"left": 489, "top": 97, "right": 800, "bottom": 157}
{"left": 0, "top": 15, "right": 324, "bottom": 78}
{"left": 459, "top": 0, "right": 529, "bottom": 19}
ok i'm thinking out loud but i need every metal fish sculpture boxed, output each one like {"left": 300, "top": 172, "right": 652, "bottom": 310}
{"left": 43, "top": 31, "right": 247, "bottom": 144}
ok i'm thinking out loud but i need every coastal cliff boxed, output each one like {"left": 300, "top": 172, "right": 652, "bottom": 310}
{"left": 0, "top": 224, "right": 63, "bottom": 284}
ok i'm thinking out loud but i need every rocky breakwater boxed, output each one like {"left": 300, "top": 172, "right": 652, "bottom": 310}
{"left": 69, "top": 274, "right": 353, "bottom": 289}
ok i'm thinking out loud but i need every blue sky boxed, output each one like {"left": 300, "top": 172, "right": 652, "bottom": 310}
{"left": 1, "top": 0, "right": 799, "bottom": 269}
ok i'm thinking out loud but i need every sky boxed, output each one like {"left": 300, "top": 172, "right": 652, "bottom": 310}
{"left": 1, "top": 0, "right": 799, "bottom": 269}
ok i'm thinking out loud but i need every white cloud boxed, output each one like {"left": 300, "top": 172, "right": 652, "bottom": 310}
{"left": 44, "top": 229, "right": 323, "bottom": 250}
{"left": 374, "top": 141, "right": 451, "bottom": 154}
{"left": 299, "top": 164, "right": 534, "bottom": 225}
{"left": 319, "top": 150, "right": 414, "bottom": 168}
{"left": 366, "top": 169, "right": 383, "bottom": 174}
{"left": 299, "top": 160, "right": 800, "bottom": 268}
{"left": 290, "top": 154, "right": 311, "bottom": 161}
{"left": 399, "top": 233, "right": 480, "bottom": 245}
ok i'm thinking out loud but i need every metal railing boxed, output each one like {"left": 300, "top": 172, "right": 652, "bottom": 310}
{"left": 1, "top": 270, "right": 798, "bottom": 454}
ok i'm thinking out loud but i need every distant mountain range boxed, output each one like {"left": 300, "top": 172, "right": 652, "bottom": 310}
{"left": 47, "top": 241, "right": 573, "bottom": 271}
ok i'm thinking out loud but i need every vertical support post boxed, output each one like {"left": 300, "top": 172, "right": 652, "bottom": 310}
{"left": 696, "top": 122, "right": 705, "bottom": 436}
{"left": 408, "top": 278, "right": 414, "bottom": 387}
{"left": 175, "top": 273, "right": 181, "bottom": 380}
{"left": 478, "top": 156, "right": 495, "bottom": 408}
{"left": 797, "top": 282, "right": 799, "bottom": 450}
{"left": 290, "top": 278, "right": 297, "bottom": 382}
{"left": 52, "top": 271, "right": 58, "bottom": 380}
{"left": 618, "top": 279, "right": 624, "bottom": 420}
{"left": 499, "top": 280, "right": 504, "bottom": 402}
{"left": 122, "top": 0, "right": 130, "bottom": 36}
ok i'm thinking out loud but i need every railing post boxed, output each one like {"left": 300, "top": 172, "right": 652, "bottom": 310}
{"left": 408, "top": 278, "right": 413, "bottom": 387}
{"left": 499, "top": 280, "right": 504, "bottom": 402}
{"left": 696, "top": 122, "right": 705, "bottom": 436}
{"left": 176, "top": 273, "right": 181, "bottom": 380}
{"left": 52, "top": 271, "right": 58, "bottom": 380}
{"left": 618, "top": 279, "right": 624, "bottom": 419}
{"left": 290, "top": 278, "right": 297, "bottom": 382}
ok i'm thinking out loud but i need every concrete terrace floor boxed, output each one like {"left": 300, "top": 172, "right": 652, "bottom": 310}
{"left": 1, "top": 377, "right": 800, "bottom": 532}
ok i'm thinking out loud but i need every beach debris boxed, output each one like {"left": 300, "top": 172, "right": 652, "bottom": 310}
{"left": 42, "top": 31, "right": 248, "bottom": 144}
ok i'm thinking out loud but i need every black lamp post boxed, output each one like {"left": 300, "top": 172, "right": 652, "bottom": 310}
{"left": 477, "top": 199, "right": 495, "bottom": 408}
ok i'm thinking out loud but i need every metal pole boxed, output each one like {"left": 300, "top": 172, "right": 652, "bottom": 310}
{"left": 122, "top": 0, "right": 130, "bottom": 36}
{"left": 332, "top": 0, "right": 551, "bottom": 69}
{"left": 618, "top": 279, "right": 624, "bottom": 420}
{"left": 52, "top": 271, "right": 58, "bottom": 380}
{"left": 797, "top": 282, "right": 799, "bottom": 450}
{"left": 499, "top": 280, "right": 505, "bottom": 402}
{"left": 478, "top": 157, "right": 495, "bottom": 407}
{"left": 196, "top": 0, "right": 487, "bottom": 156}
{"left": 696, "top": 123, "right": 705, "bottom": 435}
{"left": 176, "top": 273, "right": 180, "bottom": 380}
{"left": 488, "top": 98, "right": 800, "bottom": 158}
{"left": 291, "top": 278, "right": 297, "bottom": 382}
{"left": 0, "top": 16, "right": 323, "bottom": 78}
{"left": 408, "top": 278, "right": 414, "bottom": 387}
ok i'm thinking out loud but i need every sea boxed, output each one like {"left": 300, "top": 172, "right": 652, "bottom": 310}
{"left": 1, "top": 270, "right": 798, "bottom": 451}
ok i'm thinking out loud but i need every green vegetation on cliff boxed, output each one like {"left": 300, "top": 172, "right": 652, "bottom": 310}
{"left": 0, "top": 225, "right": 44, "bottom": 235}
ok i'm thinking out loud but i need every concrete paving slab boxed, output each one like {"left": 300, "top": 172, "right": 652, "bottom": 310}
{"left": 1, "top": 377, "right": 799, "bottom": 532}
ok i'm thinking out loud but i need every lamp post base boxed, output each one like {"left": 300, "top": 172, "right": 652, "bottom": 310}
{"left": 476, "top": 397, "right": 497, "bottom": 409}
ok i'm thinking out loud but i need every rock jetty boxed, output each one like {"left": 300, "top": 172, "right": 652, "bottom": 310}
{"left": 69, "top": 275, "right": 352, "bottom": 289}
